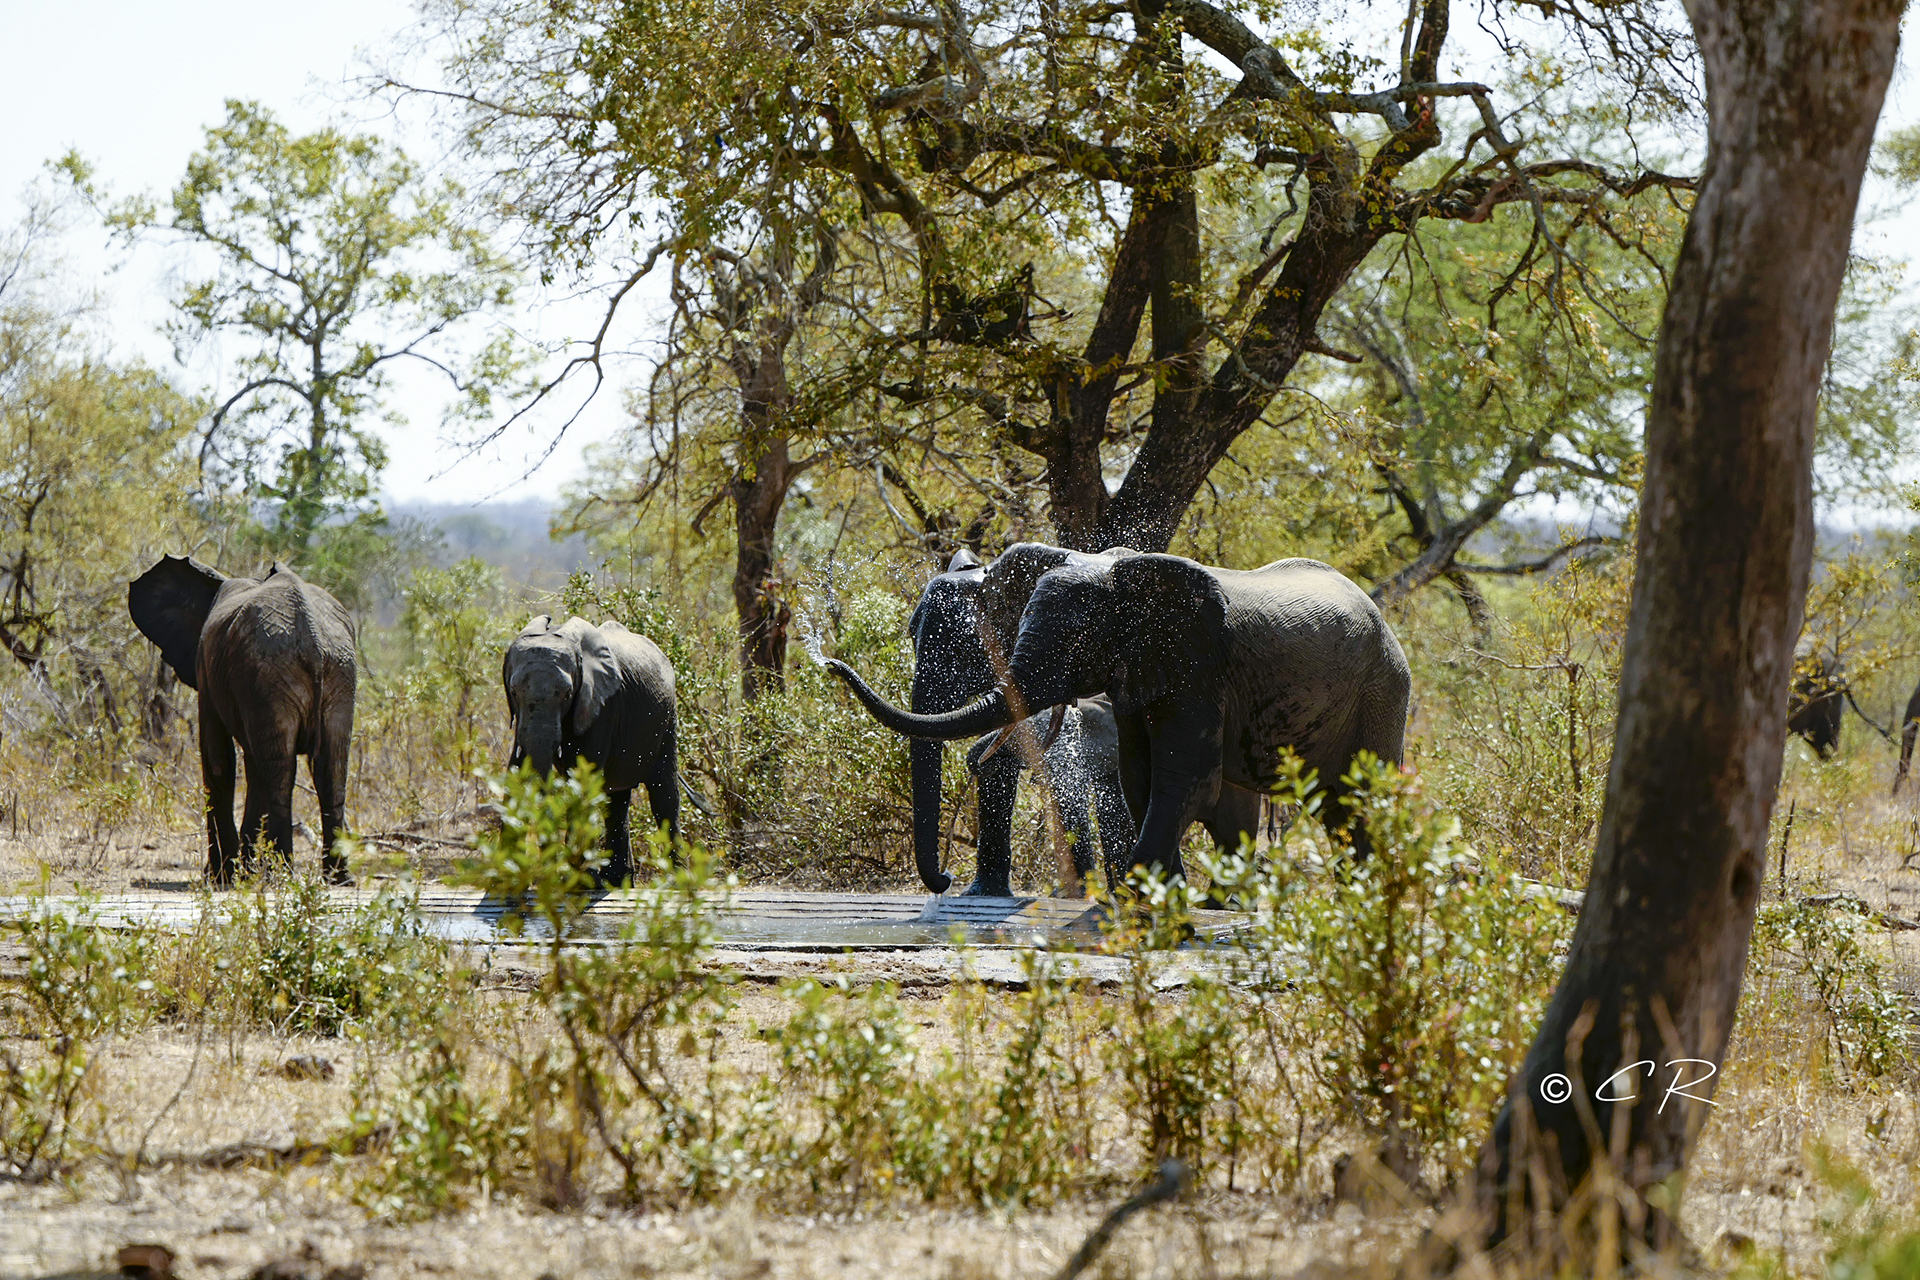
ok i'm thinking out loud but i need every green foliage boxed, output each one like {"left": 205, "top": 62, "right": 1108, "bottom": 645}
{"left": 1208, "top": 754, "right": 1571, "bottom": 1184}
{"left": 75, "top": 99, "right": 529, "bottom": 567}
{"left": 1747, "top": 894, "right": 1914, "bottom": 1082}
{"left": 761, "top": 976, "right": 919, "bottom": 1198}
{"left": 1423, "top": 553, "right": 1631, "bottom": 885}
{"left": 0, "top": 195, "right": 211, "bottom": 773}
{"left": 453, "top": 760, "right": 610, "bottom": 931}
{"left": 387, "top": 556, "right": 519, "bottom": 775}
{"left": 1729, "top": 1148, "right": 1920, "bottom": 1279}
{"left": 349, "top": 1028, "right": 518, "bottom": 1222}
{"left": 0, "top": 885, "right": 156, "bottom": 1178}
{"left": 896, "top": 955, "right": 1097, "bottom": 1208}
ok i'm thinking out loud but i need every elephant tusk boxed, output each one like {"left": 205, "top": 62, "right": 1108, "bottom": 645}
{"left": 1041, "top": 702, "right": 1068, "bottom": 751}
{"left": 977, "top": 723, "right": 1018, "bottom": 763}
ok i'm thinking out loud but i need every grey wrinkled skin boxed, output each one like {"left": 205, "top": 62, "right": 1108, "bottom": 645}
{"left": 963, "top": 695, "right": 1264, "bottom": 897}
{"left": 832, "top": 552, "right": 1411, "bottom": 883}
{"left": 503, "top": 615, "right": 680, "bottom": 887}
{"left": 129, "top": 556, "right": 357, "bottom": 886}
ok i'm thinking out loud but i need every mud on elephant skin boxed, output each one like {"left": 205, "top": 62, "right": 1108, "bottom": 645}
{"left": 503, "top": 615, "right": 695, "bottom": 887}
{"left": 832, "top": 552, "right": 1410, "bottom": 884}
{"left": 963, "top": 694, "right": 1265, "bottom": 897}
{"left": 129, "top": 556, "right": 357, "bottom": 886}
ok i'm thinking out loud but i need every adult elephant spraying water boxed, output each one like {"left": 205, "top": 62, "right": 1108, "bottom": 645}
{"left": 903, "top": 545, "right": 1264, "bottom": 894}
{"left": 502, "top": 615, "right": 685, "bottom": 887}
{"left": 832, "top": 551, "right": 1411, "bottom": 882}
{"left": 128, "top": 556, "right": 357, "bottom": 886}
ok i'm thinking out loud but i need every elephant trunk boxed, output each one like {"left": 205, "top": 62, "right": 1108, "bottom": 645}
{"left": 516, "top": 717, "right": 567, "bottom": 778}
{"left": 908, "top": 739, "right": 952, "bottom": 893}
{"left": 907, "top": 658, "right": 969, "bottom": 894}
{"left": 827, "top": 660, "right": 1022, "bottom": 742}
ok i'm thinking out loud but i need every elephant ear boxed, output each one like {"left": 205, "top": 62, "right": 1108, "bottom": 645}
{"left": 128, "top": 555, "right": 226, "bottom": 690}
{"left": 1109, "top": 555, "right": 1229, "bottom": 706}
{"left": 558, "top": 617, "right": 622, "bottom": 736}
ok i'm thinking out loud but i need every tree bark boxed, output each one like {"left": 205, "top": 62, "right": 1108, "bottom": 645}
{"left": 1461, "top": 0, "right": 1901, "bottom": 1261}
{"left": 731, "top": 431, "right": 796, "bottom": 701}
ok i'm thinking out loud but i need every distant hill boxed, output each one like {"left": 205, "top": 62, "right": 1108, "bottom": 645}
{"left": 385, "top": 498, "right": 597, "bottom": 591}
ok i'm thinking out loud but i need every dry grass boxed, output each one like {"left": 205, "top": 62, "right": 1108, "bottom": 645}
{"left": 1, "top": 642, "right": 1918, "bottom": 1279}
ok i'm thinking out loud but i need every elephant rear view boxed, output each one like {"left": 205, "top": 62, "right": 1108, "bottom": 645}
{"left": 503, "top": 615, "right": 682, "bottom": 886}
{"left": 129, "top": 556, "right": 357, "bottom": 885}
{"left": 1786, "top": 645, "right": 1845, "bottom": 760}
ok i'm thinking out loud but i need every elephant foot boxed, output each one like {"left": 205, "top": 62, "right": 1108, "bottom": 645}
{"left": 959, "top": 877, "right": 1015, "bottom": 898}
{"left": 595, "top": 858, "right": 635, "bottom": 891}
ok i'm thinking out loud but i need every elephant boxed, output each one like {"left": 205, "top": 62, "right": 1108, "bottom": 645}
{"left": 963, "top": 694, "right": 1267, "bottom": 896}
{"left": 128, "top": 556, "right": 356, "bottom": 885}
{"left": 832, "top": 550, "right": 1412, "bottom": 883}
{"left": 502, "top": 615, "right": 684, "bottom": 886}
{"left": 1786, "top": 645, "right": 1845, "bottom": 759}
{"left": 900, "top": 545, "right": 1135, "bottom": 892}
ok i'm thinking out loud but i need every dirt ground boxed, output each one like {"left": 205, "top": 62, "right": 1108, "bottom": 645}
{"left": 2, "top": 804, "right": 1918, "bottom": 1280}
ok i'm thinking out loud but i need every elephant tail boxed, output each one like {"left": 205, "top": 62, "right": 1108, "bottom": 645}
{"left": 680, "top": 772, "right": 719, "bottom": 817}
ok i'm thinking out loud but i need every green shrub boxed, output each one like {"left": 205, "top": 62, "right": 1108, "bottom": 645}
{"left": 1747, "top": 893, "right": 1914, "bottom": 1081}
{"left": 0, "top": 884, "right": 156, "bottom": 1179}
{"left": 1207, "top": 754, "right": 1571, "bottom": 1187}
{"left": 761, "top": 976, "right": 918, "bottom": 1199}
{"left": 897, "top": 952, "right": 1099, "bottom": 1208}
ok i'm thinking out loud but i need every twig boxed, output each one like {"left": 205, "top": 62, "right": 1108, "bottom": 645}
{"left": 1797, "top": 891, "right": 1920, "bottom": 932}
{"left": 1844, "top": 690, "right": 1896, "bottom": 744}
{"left": 140, "top": 1124, "right": 391, "bottom": 1171}
{"left": 360, "top": 832, "right": 473, "bottom": 850}
{"left": 1051, "top": 1159, "right": 1190, "bottom": 1280}
{"left": 1779, "top": 798, "right": 1795, "bottom": 898}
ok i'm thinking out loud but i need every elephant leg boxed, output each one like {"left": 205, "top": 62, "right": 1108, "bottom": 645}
{"left": 1091, "top": 777, "right": 1135, "bottom": 891}
{"left": 1203, "top": 786, "right": 1264, "bottom": 856}
{"left": 1113, "top": 708, "right": 1151, "bottom": 843}
{"left": 1315, "top": 783, "right": 1377, "bottom": 861}
{"left": 200, "top": 707, "right": 240, "bottom": 886}
{"left": 965, "top": 731, "right": 1020, "bottom": 897}
{"left": 645, "top": 736, "right": 681, "bottom": 850}
{"left": 238, "top": 750, "right": 298, "bottom": 876}
{"left": 1123, "top": 703, "right": 1224, "bottom": 886}
{"left": 1128, "top": 769, "right": 1213, "bottom": 885}
{"left": 311, "top": 714, "right": 353, "bottom": 887}
{"left": 601, "top": 788, "right": 635, "bottom": 888}
{"left": 1047, "top": 760, "right": 1100, "bottom": 892}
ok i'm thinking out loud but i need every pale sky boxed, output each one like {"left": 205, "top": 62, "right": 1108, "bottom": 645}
{"left": 2, "top": 2, "right": 1917, "bottom": 509}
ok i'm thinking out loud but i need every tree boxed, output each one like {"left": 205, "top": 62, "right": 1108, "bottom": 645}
{"left": 0, "top": 196, "right": 210, "bottom": 743}
{"left": 394, "top": 0, "right": 1701, "bottom": 677}
{"left": 1442, "top": 0, "right": 1905, "bottom": 1263}
{"left": 72, "top": 101, "right": 528, "bottom": 572}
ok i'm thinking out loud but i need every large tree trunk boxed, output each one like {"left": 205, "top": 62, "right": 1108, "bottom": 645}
{"left": 731, "top": 427, "right": 796, "bottom": 702}
{"left": 1461, "top": 0, "right": 1901, "bottom": 1262}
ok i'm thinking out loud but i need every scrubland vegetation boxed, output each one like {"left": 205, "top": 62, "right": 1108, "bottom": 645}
{"left": 2, "top": 0, "right": 1920, "bottom": 1273}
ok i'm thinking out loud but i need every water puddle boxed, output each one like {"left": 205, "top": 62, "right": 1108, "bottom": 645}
{"left": 0, "top": 887, "right": 1247, "bottom": 953}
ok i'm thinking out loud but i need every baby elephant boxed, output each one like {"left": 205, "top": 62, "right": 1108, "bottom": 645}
{"left": 503, "top": 615, "right": 681, "bottom": 886}
{"left": 129, "top": 556, "right": 356, "bottom": 886}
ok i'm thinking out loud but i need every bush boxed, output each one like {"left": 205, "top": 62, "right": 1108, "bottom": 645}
{"left": 1206, "top": 754, "right": 1571, "bottom": 1188}
{"left": 0, "top": 884, "right": 156, "bottom": 1178}
{"left": 1746, "top": 892, "right": 1915, "bottom": 1082}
